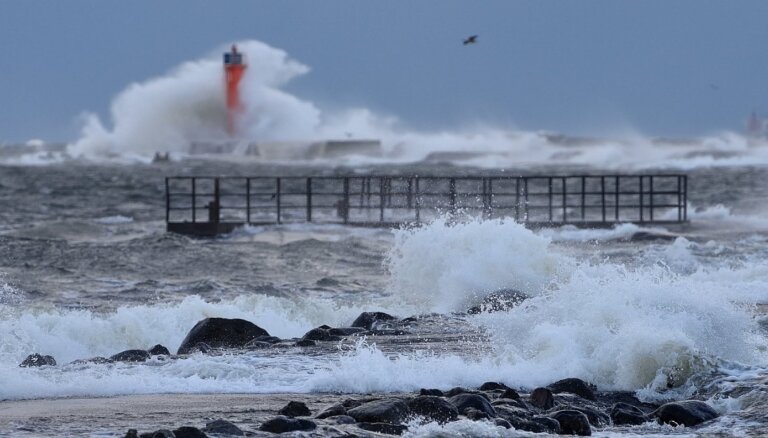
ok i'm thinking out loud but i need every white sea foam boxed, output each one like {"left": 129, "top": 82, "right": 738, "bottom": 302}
{"left": 93, "top": 215, "right": 134, "bottom": 224}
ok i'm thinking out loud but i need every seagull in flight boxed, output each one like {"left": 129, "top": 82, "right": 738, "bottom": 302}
{"left": 463, "top": 35, "right": 478, "bottom": 45}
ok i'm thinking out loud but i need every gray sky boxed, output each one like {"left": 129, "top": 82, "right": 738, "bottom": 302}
{"left": 2, "top": 0, "right": 768, "bottom": 142}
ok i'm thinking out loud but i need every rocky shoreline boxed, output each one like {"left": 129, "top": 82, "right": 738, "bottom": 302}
{"left": 15, "top": 311, "right": 721, "bottom": 436}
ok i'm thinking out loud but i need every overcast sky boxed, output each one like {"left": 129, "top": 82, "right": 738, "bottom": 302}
{"left": 2, "top": 0, "right": 768, "bottom": 142}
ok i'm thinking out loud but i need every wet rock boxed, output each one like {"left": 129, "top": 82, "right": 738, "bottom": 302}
{"left": 302, "top": 327, "right": 341, "bottom": 342}
{"left": 317, "top": 324, "right": 332, "bottom": 330}
{"left": 148, "top": 430, "right": 175, "bottom": 438}
{"left": 551, "top": 410, "right": 591, "bottom": 436}
{"left": 259, "top": 416, "right": 316, "bottom": 433}
{"left": 531, "top": 416, "right": 562, "bottom": 434}
{"left": 327, "top": 415, "right": 356, "bottom": 424}
{"left": 124, "top": 429, "right": 139, "bottom": 438}
{"left": 479, "top": 382, "right": 511, "bottom": 391}
{"left": 19, "top": 353, "right": 56, "bottom": 367}
{"left": 369, "top": 329, "right": 410, "bottom": 336}
{"left": 110, "top": 349, "right": 150, "bottom": 363}
{"left": 351, "top": 312, "right": 397, "bottom": 330}
{"left": 420, "top": 388, "right": 444, "bottom": 397}
{"left": 177, "top": 318, "right": 269, "bottom": 355}
{"left": 148, "top": 344, "right": 170, "bottom": 356}
{"left": 203, "top": 419, "right": 243, "bottom": 436}
{"left": 463, "top": 407, "right": 491, "bottom": 421}
{"left": 467, "top": 289, "right": 528, "bottom": 314}
{"left": 316, "top": 403, "right": 347, "bottom": 419}
{"left": 499, "top": 388, "right": 521, "bottom": 400}
{"left": 328, "top": 327, "right": 368, "bottom": 336}
{"left": 188, "top": 342, "right": 211, "bottom": 354}
{"left": 347, "top": 399, "right": 410, "bottom": 424}
{"left": 70, "top": 356, "right": 113, "bottom": 365}
{"left": 445, "top": 387, "right": 485, "bottom": 398}
{"left": 356, "top": 422, "right": 408, "bottom": 435}
{"left": 278, "top": 401, "right": 311, "bottom": 417}
{"left": 254, "top": 335, "right": 281, "bottom": 344}
{"left": 654, "top": 400, "right": 718, "bottom": 427}
{"left": 570, "top": 405, "right": 610, "bottom": 427}
{"left": 529, "top": 387, "right": 555, "bottom": 409}
{"left": 449, "top": 393, "right": 496, "bottom": 417}
{"left": 611, "top": 402, "right": 648, "bottom": 426}
{"left": 548, "top": 378, "right": 597, "bottom": 401}
{"left": 172, "top": 426, "right": 207, "bottom": 438}
{"left": 494, "top": 418, "right": 512, "bottom": 429}
{"left": 244, "top": 341, "right": 272, "bottom": 349}
{"left": 407, "top": 395, "right": 459, "bottom": 423}
{"left": 295, "top": 339, "right": 316, "bottom": 347}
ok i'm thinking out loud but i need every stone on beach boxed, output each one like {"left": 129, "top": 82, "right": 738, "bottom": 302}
{"left": 177, "top": 318, "right": 270, "bottom": 355}
{"left": 110, "top": 349, "right": 151, "bottom": 362}
{"left": 19, "top": 353, "right": 56, "bottom": 367}
{"left": 548, "top": 377, "right": 597, "bottom": 401}
{"left": 350, "top": 311, "right": 397, "bottom": 330}
{"left": 203, "top": 419, "right": 243, "bottom": 436}
{"left": 448, "top": 393, "right": 496, "bottom": 417}
{"left": 278, "top": 400, "right": 311, "bottom": 417}
{"left": 346, "top": 398, "right": 410, "bottom": 424}
{"left": 654, "top": 400, "right": 718, "bottom": 427}
{"left": 407, "top": 395, "right": 459, "bottom": 423}
{"left": 259, "top": 416, "right": 317, "bottom": 433}
{"left": 551, "top": 410, "right": 592, "bottom": 436}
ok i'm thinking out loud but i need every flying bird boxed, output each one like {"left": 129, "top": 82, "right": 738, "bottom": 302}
{"left": 463, "top": 35, "right": 478, "bottom": 45}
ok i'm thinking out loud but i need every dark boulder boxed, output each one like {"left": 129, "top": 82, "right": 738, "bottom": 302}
{"left": 499, "top": 388, "right": 521, "bottom": 400}
{"left": 356, "top": 422, "right": 407, "bottom": 435}
{"left": 551, "top": 410, "right": 591, "bottom": 436}
{"left": 254, "top": 335, "right": 281, "bottom": 344}
{"left": 147, "top": 430, "right": 175, "bottom": 438}
{"left": 328, "top": 415, "right": 356, "bottom": 424}
{"left": 449, "top": 393, "right": 496, "bottom": 417}
{"left": 463, "top": 407, "right": 491, "bottom": 421}
{"left": 420, "top": 388, "right": 444, "bottom": 397}
{"left": 177, "top": 318, "right": 269, "bottom": 355}
{"left": 531, "top": 416, "right": 562, "bottom": 434}
{"left": 529, "top": 387, "right": 554, "bottom": 409}
{"left": 110, "top": 349, "right": 150, "bottom": 363}
{"left": 19, "top": 353, "right": 56, "bottom": 367}
{"left": 244, "top": 341, "right": 272, "bottom": 349}
{"left": 407, "top": 396, "right": 459, "bottom": 423}
{"left": 445, "top": 386, "right": 484, "bottom": 398}
{"left": 278, "top": 401, "right": 311, "bottom": 417}
{"left": 611, "top": 402, "right": 648, "bottom": 426}
{"left": 148, "top": 345, "right": 170, "bottom": 356}
{"left": 347, "top": 399, "right": 410, "bottom": 424}
{"left": 494, "top": 418, "right": 512, "bottom": 429}
{"left": 351, "top": 312, "right": 397, "bottom": 330}
{"left": 124, "top": 429, "right": 139, "bottom": 438}
{"left": 467, "top": 289, "right": 528, "bottom": 314}
{"left": 259, "top": 416, "right": 316, "bottom": 433}
{"left": 570, "top": 405, "right": 610, "bottom": 427}
{"left": 295, "top": 339, "right": 316, "bottom": 347}
{"left": 548, "top": 378, "right": 597, "bottom": 401}
{"left": 203, "top": 419, "right": 243, "bottom": 436}
{"left": 479, "top": 382, "right": 511, "bottom": 391}
{"left": 301, "top": 328, "right": 341, "bottom": 342}
{"left": 187, "top": 342, "right": 211, "bottom": 354}
{"left": 654, "top": 400, "right": 718, "bottom": 427}
{"left": 172, "top": 427, "right": 207, "bottom": 438}
{"left": 316, "top": 403, "right": 347, "bottom": 419}
{"left": 328, "top": 327, "right": 368, "bottom": 336}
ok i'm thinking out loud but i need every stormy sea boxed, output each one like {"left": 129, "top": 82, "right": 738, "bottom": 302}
{"left": 0, "top": 157, "right": 767, "bottom": 437}
{"left": 3, "top": 40, "right": 768, "bottom": 437}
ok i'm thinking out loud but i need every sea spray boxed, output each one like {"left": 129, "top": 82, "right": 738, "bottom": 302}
{"left": 386, "top": 218, "right": 567, "bottom": 313}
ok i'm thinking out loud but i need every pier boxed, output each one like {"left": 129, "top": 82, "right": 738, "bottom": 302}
{"left": 165, "top": 174, "right": 688, "bottom": 236}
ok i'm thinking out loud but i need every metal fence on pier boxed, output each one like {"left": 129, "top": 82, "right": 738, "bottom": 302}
{"left": 165, "top": 174, "right": 688, "bottom": 235}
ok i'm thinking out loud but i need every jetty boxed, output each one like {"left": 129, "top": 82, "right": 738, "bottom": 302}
{"left": 165, "top": 174, "right": 688, "bottom": 236}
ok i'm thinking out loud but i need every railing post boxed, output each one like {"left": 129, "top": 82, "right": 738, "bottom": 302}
{"left": 306, "top": 178, "right": 312, "bottom": 222}
{"left": 407, "top": 177, "right": 413, "bottom": 209}
{"left": 677, "top": 175, "right": 682, "bottom": 222}
{"left": 209, "top": 177, "right": 220, "bottom": 223}
{"left": 562, "top": 177, "right": 567, "bottom": 223}
{"left": 276, "top": 178, "right": 282, "bottom": 224}
{"left": 639, "top": 176, "right": 644, "bottom": 223}
{"left": 601, "top": 176, "right": 606, "bottom": 223}
{"left": 683, "top": 175, "right": 688, "bottom": 221}
{"left": 523, "top": 178, "right": 529, "bottom": 222}
{"left": 548, "top": 177, "right": 553, "bottom": 222}
{"left": 165, "top": 177, "right": 170, "bottom": 223}
{"left": 379, "top": 177, "right": 386, "bottom": 222}
{"left": 246, "top": 178, "right": 251, "bottom": 224}
{"left": 649, "top": 176, "right": 654, "bottom": 222}
{"left": 488, "top": 178, "right": 494, "bottom": 218}
{"left": 343, "top": 177, "right": 350, "bottom": 224}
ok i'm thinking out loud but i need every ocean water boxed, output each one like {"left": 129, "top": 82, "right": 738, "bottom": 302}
{"left": 1, "top": 158, "right": 768, "bottom": 436}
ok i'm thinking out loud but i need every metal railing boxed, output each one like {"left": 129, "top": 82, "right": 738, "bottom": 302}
{"left": 166, "top": 174, "right": 688, "bottom": 230}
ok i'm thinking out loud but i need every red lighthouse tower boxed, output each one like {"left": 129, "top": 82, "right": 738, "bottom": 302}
{"left": 224, "top": 45, "right": 247, "bottom": 136}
